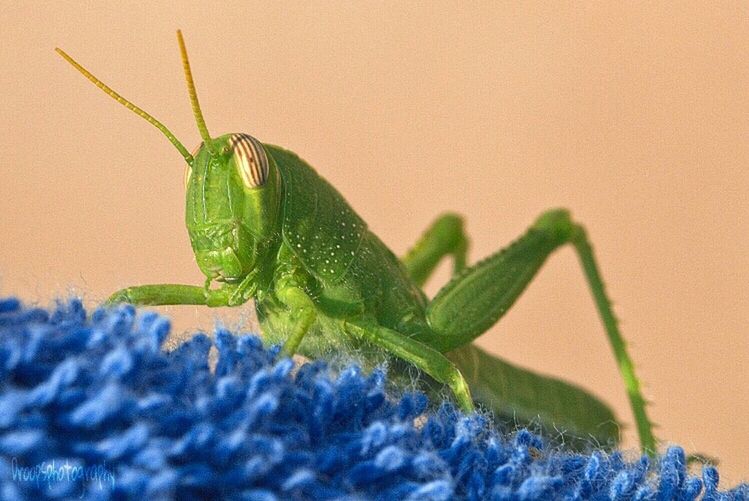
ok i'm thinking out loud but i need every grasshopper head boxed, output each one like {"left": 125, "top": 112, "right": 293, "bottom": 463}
{"left": 56, "top": 31, "right": 282, "bottom": 286}
{"left": 186, "top": 134, "right": 281, "bottom": 283}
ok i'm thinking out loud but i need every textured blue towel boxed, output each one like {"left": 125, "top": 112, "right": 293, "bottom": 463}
{"left": 0, "top": 297, "right": 745, "bottom": 500}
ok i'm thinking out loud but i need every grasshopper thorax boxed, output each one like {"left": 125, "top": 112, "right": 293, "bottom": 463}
{"left": 186, "top": 134, "right": 281, "bottom": 283}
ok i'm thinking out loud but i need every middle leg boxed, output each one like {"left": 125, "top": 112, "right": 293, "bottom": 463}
{"left": 344, "top": 319, "right": 474, "bottom": 412}
{"left": 401, "top": 213, "right": 469, "bottom": 288}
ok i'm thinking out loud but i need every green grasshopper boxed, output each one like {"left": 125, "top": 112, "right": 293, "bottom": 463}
{"left": 56, "top": 32, "right": 656, "bottom": 454}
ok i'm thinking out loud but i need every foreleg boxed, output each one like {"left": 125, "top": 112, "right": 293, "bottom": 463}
{"left": 107, "top": 284, "right": 212, "bottom": 306}
{"left": 106, "top": 274, "right": 257, "bottom": 307}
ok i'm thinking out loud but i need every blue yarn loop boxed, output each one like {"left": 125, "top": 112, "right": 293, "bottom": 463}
{"left": 0, "top": 297, "right": 745, "bottom": 500}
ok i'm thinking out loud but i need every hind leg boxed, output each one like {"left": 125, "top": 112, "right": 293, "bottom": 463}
{"left": 420, "top": 209, "right": 656, "bottom": 454}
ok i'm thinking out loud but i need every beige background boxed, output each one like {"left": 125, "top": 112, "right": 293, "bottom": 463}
{"left": 1, "top": 1, "right": 747, "bottom": 482}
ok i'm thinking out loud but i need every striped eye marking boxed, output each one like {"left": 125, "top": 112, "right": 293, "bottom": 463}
{"left": 229, "top": 133, "right": 269, "bottom": 188}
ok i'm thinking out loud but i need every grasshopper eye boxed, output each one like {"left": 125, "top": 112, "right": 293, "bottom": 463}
{"left": 230, "top": 133, "right": 269, "bottom": 188}
{"left": 185, "top": 142, "right": 203, "bottom": 189}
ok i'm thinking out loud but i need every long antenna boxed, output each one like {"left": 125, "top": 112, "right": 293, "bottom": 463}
{"left": 55, "top": 47, "right": 194, "bottom": 166}
{"left": 177, "top": 30, "right": 212, "bottom": 146}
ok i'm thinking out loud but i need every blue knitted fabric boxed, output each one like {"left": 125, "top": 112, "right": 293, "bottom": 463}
{"left": 0, "top": 297, "right": 746, "bottom": 500}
